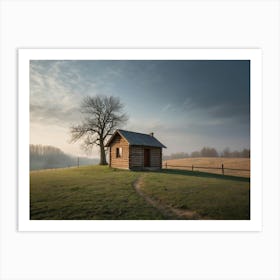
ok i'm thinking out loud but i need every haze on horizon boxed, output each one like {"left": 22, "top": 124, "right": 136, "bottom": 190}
{"left": 30, "top": 60, "right": 250, "bottom": 158}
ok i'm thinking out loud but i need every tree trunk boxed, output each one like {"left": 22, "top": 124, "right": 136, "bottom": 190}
{"left": 99, "top": 141, "right": 108, "bottom": 165}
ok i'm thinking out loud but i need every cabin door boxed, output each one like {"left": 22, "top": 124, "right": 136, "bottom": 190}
{"left": 144, "top": 148, "right": 150, "bottom": 167}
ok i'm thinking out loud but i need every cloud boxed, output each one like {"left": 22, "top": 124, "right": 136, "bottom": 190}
{"left": 30, "top": 60, "right": 250, "bottom": 156}
{"left": 30, "top": 104, "right": 82, "bottom": 126}
{"left": 154, "top": 60, "right": 250, "bottom": 122}
{"left": 161, "top": 103, "right": 172, "bottom": 112}
{"left": 30, "top": 61, "right": 86, "bottom": 126}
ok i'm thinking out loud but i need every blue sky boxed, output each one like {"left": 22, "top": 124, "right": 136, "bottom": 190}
{"left": 30, "top": 60, "right": 250, "bottom": 157}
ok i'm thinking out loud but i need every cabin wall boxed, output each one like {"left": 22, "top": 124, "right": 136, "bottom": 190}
{"left": 129, "top": 146, "right": 162, "bottom": 170}
{"left": 150, "top": 147, "right": 162, "bottom": 168}
{"left": 129, "top": 146, "right": 144, "bottom": 169}
{"left": 109, "top": 134, "right": 129, "bottom": 169}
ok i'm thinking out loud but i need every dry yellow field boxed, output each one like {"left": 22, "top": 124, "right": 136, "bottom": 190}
{"left": 163, "top": 157, "right": 250, "bottom": 178}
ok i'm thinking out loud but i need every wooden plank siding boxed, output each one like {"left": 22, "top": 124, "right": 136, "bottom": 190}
{"left": 150, "top": 147, "right": 161, "bottom": 168}
{"left": 109, "top": 134, "right": 129, "bottom": 169}
{"left": 129, "top": 146, "right": 144, "bottom": 169}
{"left": 129, "top": 146, "right": 162, "bottom": 170}
{"left": 108, "top": 132, "right": 163, "bottom": 170}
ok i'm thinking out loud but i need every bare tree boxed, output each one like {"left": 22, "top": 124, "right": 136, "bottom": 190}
{"left": 200, "top": 147, "right": 218, "bottom": 157}
{"left": 221, "top": 147, "right": 231, "bottom": 157}
{"left": 70, "top": 95, "right": 128, "bottom": 165}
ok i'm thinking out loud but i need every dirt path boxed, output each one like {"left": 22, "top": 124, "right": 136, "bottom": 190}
{"left": 133, "top": 175, "right": 201, "bottom": 220}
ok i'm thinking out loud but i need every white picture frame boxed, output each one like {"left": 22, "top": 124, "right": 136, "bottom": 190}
{"left": 1, "top": 1, "right": 279, "bottom": 279}
{"left": 18, "top": 48, "right": 262, "bottom": 232}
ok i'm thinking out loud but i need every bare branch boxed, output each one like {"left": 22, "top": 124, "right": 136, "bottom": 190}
{"left": 69, "top": 95, "right": 128, "bottom": 165}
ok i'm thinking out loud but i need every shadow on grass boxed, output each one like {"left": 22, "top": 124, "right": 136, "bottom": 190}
{"left": 157, "top": 169, "right": 250, "bottom": 182}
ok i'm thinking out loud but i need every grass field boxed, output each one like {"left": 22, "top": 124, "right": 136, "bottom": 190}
{"left": 30, "top": 165, "right": 250, "bottom": 220}
{"left": 30, "top": 166, "right": 164, "bottom": 220}
{"left": 142, "top": 170, "right": 250, "bottom": 219}
{"left": 163, "top": 157, "right": 250, "bottom": 178}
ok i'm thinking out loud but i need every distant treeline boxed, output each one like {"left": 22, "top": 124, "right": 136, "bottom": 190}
{"left": 163, "top": 147, "right": 250, "bottom": 160}
{"left": 30, "top": 144, "right": 98, "bottom": 170}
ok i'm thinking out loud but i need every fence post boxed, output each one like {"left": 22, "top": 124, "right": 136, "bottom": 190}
{"left": 222, "top": 163, "right": 224, "bottom": 175}
{"left": 192, "top": 165, "right": 194, "bottom": 172}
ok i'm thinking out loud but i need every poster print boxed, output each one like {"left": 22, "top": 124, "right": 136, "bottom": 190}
{"left": 18, "top": 49, "right": 262, "bottom": 231}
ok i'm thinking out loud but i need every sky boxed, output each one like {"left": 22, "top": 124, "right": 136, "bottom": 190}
{"left": 30, "top": 60, "right": 250, "bottom": 158}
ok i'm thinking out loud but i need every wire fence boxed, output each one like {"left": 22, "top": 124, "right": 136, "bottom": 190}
{"left": 162, "top": 162, "right": 250, "bottom": 178}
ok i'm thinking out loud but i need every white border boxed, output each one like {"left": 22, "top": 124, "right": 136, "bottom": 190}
{"left": 18, "top": 49, "right": 262, "bottom": 232}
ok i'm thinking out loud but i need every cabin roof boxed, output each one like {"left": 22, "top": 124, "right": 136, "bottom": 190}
{"left": 105, "top": 129, "right": 167, "bottom": 148}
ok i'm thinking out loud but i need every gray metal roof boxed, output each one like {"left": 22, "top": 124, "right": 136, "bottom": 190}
{"left": 106, "top": 129, "right": 166, "bottom": 148}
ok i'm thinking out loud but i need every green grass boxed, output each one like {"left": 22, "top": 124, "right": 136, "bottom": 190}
{"left": 30, "top": 166, "right": 164, "bottom": 220}
{"left": 142, "top": 169, "right": 250, "bottom": 220}
{"left": 30, "top": 166, "right": 250, "bottom": 220}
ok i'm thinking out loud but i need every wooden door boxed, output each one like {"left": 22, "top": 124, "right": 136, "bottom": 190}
{"left": 144, "top": 149, "right": 150, "bottom": 167}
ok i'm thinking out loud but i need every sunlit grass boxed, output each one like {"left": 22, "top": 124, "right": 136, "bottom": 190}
{"left": 30, "top": 166, "right": 164, "bottom": 220}
{"left": 30, "top": 166, "right": 250, "bottom": 220}
{"left": 142, "top": 169, "right": 250, "bottom": 220}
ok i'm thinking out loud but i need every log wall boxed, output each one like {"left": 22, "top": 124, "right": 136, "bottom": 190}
{"left": 150, "top": 147, "right": 162, "bottom": 168}
{"left": 109, "top": 134, "right": 163, "bottom": 170}
{"left": 110, "top": 134, "right": 129, "bottom": 169}
{"left": 129, "top": 146, "right": 162, "bottom": 170}
{"left": 129, "top": 146, "right": 144, "bottom": 168}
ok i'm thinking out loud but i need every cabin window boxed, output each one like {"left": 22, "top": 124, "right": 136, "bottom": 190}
{"left": 116, "top": 147, "right": 122, "bottom": 158}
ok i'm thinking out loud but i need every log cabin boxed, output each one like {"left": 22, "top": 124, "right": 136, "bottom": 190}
{"left": 105, "top": 129, "right": 166, "bottom": 170}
